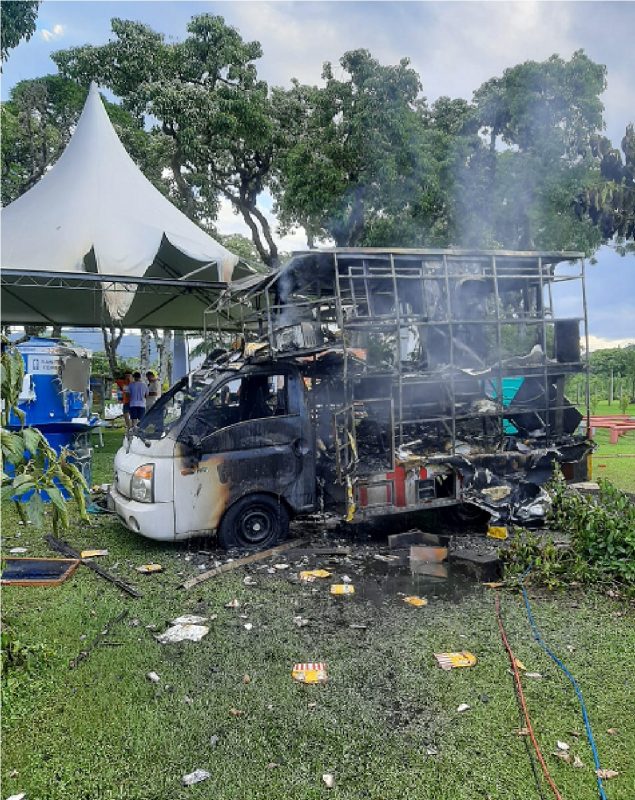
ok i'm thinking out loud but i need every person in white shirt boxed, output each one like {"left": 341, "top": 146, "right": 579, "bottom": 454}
{"left": 146, "top": 371, "right": 161, "bottom": 409}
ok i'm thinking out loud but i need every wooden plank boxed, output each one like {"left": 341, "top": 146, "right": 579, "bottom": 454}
{"left": 45, "top": 534, "right": 142, "bottom": 598}
{"left": 181, "top": 539, "right": 304, "bottom": 590}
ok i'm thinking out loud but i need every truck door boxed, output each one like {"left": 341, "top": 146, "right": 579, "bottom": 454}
{"left": 174, "top": 369, "right": 315, "bottom": 537}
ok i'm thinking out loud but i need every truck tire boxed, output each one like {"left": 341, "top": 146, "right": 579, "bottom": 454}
{"left": 218, "top": 494, "right": 289, "bottom": 550}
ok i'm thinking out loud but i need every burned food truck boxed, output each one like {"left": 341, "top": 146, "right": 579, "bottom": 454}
{"left": 111, "top": 249, "right": 592, "bottom": 546}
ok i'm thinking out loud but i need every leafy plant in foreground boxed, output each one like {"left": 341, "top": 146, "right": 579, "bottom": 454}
{"left": 1, "top": 336, "right": 89, "bottom": 533}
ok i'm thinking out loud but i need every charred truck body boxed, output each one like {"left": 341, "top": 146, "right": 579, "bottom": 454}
{"left": 111, "top": 249, "right": 592, "bottom": 547}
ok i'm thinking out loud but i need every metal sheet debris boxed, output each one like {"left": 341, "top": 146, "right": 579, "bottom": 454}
{"left": 292, "top": 662, "right": 328, "bottom": 684}
{"left": 434, "top": 651, "right": 477, "bottom": 670}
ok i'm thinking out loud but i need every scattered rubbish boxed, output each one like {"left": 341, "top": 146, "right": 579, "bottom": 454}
{"left": 156, "top": 616, "right": 210, "bottom": 644}
{"left": 229, "top": 708, "right": 244, "bottom": 717}
{"left": 525, "top": 672, "right": 543, "bottom": 679}
{"left": 273, "top": 563, "right": 290, "bottom": 570}
{"left": 267, "top": 762, "right": 281, "bottom": 769}
{"left": 9, "top": 547, "right": 27, "bottom": 554}
{"left": 482, "top": 581, "right": 504, "bottom": 589}
{"left": 147, "top": 671, "right": 160, "bottom": 683}
{"left": 403, "top": 596, "right": 428, "bottom": 607}
{"left": 349, "top": 624, "right": 367, "bottom": 630}
{"left": 322, "top": 773, "right": 335, "bottom": 789}
{"left": 411, "top": 561, "right": 449, "bottom": 578}
{"left": 606, "top": 728, "right": 618, "bottom": 735}
{"left": 136, "top": 564, "right": 163, "bottom": 574}
{"left": 595, "top": 769, "right": 619, "bottom": 779}
{"left": 330, "top": 584, "right": 355, "bottom": 595}
{"left": 1, "top": 557, "right": 79, "bottom": 587}
{"left": 341, "top": 574, "right": 352, "bottom": 583}
{"left": 556, "top": 741, "right": 570, "bottom": 752}
{"left": 225, "top": 599, "right": 241, "bottom": 609}
{"left": 457, "top": 703, "right": 470, "bottom": 713}
{"left": 243, "top": 576, "right": 257, "bottom": 586}
{"left": 514, "top": 658, "right": 527, "bottom": 672}
{"left": 409, "top": 545, "right": 448, "bottom": 563}
{"left": 242, "top": 674, "right": 251, "bottom": 684}
{"left": 243, "top": 623, "right": 253, "bottom": 631}
{"left": 373, "top": 554, "right": 399, "bottom": 563}
{"left": 434, "top": 651, "right": 477, "bottom": 670}
{"left": 425, "top": 746, "right": 438, "bottom": 756}
{"left": 46, "top": 535, "right": 142, "bottom": 598}
{"left": 449, "top": 548, "right": 502, "bottom": 582}
{"left": 515, "top": 727, "right": 530, "bottom": 737}
{"left": 553, "top": 750, "right": 571, "bottom": 764}
{"left": 69, "top": 610, "right": 128, "bottom": 669}
{"left": 80, "top": 549, "right": 109, "bottom": 558}
{"left": 181, "top": 539, "right": 304, "bottom": 590}
{"left": 210, "top": 735, "right": 219, "bottom": 747}
{"left": 487, "top": 526, "right": 508, "bottom": 540}
{"left": 292, "top": 662, "right": 328, "bottom": 684}
{"left": 388, "top": 530, "right": 440, "bottom": 549}
{"left": 182, "top": 769, "right": 211, "bottom": 786}
{"left": 573, "top": 755, "right": 584, "bottom": 768}
{"left": 183, "top": 695, "right": 193, "bottom": 705}
{"left": 293, "top": 616, "right": 309, "bottom": 627}
{"left": 6, "top": 793, "right": 26, "bottom": 800}
{"left": 299, "top": 569, "right": 332, "bottom": 582}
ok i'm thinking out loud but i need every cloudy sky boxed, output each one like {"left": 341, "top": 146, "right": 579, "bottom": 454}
{"left": 3, "top": 1, "right": 634, "bottom": 345}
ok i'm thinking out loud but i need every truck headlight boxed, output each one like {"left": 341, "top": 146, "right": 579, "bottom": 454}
{"left": 131, "top": 464, "right": 154, "bottom": 503}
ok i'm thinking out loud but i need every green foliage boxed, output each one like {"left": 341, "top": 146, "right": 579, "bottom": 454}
{"left": 1, "top": 1, "right": 40, "bottom": 61}
{"left": 549, "top": 472, "right": 635, "bottom": 585}
{"left": 1, "top": 338, "right": 89, "bottom": 532}
{"left": 505, "top": 472, "right": 635, "bottom": 589}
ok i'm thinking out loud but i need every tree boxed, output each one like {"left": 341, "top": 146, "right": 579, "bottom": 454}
{"left": 1, "top": 1, "right": 40, "bottom": 62}
{"left": 273, "top": 50, "right": 446, "bottom": 247}
{"left": 102, "top": 324, "right": 124, "bottom": 378}
{"left": 455, "top": 51, "right": 611, "bottom": 252}
{"left": 53, "top": 15, "right": 282, "bottom": 264}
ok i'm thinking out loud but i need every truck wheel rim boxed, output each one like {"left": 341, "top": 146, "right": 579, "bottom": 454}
{"left": 239, "top": 508, "right": 274, "bottom": 544}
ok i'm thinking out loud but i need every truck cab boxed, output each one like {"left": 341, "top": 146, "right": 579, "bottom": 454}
{"left": 111, "top": 361, "right": 315, "bottom": 546}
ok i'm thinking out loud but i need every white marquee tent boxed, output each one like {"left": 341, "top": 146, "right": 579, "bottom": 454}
{"left": 1, "top": 83, "right": 251, "bottom": 329}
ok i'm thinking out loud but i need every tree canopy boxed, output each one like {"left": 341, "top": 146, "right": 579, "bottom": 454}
{"left": 1, "top": 1, "right": 40, "bottom": 62}
{"left": 0, "top": 12, "right": 632, "bottom": 260}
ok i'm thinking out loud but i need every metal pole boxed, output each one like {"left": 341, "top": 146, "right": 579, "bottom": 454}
{"left": 580, "top": 256, "right": 591, "bottom": 434}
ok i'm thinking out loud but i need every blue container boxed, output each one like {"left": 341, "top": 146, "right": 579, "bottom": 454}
{"left": 8, "top": 337, "right": 99, "bottom": 483}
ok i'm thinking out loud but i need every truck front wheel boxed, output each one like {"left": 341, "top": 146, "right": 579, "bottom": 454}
{"left": 218, "top": 494, "right": 289, "bottom": 550}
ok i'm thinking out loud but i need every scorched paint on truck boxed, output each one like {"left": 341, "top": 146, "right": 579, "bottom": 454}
{"left": 111, "top": 249, "right": 592, "bottom": 546}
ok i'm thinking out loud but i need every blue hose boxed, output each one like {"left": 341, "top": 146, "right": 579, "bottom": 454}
{"left": 520, "top": 581, "right": 608, "bottom": 800}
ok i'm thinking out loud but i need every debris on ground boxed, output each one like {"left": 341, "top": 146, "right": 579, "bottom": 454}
{"left": 242, "top": 674, "right": 251, "bottom": 684}
{"left": 156, "top": 616, "right": 210, "bottom": 644}
{"left": 487, "top": 526, "right": 508, "bottom": 540}
{"left": 573, "top": 755, "right": 584, "bottom": 768}
{"left": 434, "top": 651, "right": 477, "bottom": 670}
{"left": 181, "top": 539, "right": 304, "bottom": 589}
{"left": 181, "top": 769, "right": 211, "bottom": 786}
{"left": 6, "top": 793, "right": 26, "bottom": 800}
{"left": 210, "top": 735, "right": 219, "bottom": 747}
{"left": 299, "top": 569, "right": 332, "bottom": 582}
{"left": 9, "top": 547, "right": 27, "bottom": 554}
{"left": 292, "top": 662, "right": 328, "bottom": 684}
{"left": 293, "top": 616, "right": 309, "bottom": 627}
{"left": 147, "top": 671, "right": 160, "bottom": 683}
{"left": 225, "top": 599, "right": 240, "bottom": 609}
{"left": 243, "top": 623, "right": 253, "bottom": 631}
{"left": 46, "top": 535, "right": 142, "bottom": 598}
{"left": 229, "top": 708, "right": 244, "bottom": 717}
{"left": 457, "top": 703, "right": 470, "bottom": 713}
{"left": 403, "top": 596, "right": 428, "bottom": 607}
{"left": 330, "top": 584, "right": 355, "bottom": 595}
{"left": 409, "top": 545, "right": 448, "bottom": 563}
{"left": 80, "top": 549, "right": 109, "bottom": 558}
{"left": 1, "top": 557, "right": 79, "bottom": 587}
{"left": 596, "top": 768, "right": 619, "bottom": 779}
{"left": 322, "top": 773, "right": 335, "bottom": 789}
{"left": 556, "top": 740, "right": 570, "bottom": 751}
{"left": 274, "top": 563, "right": 290, "bottom": 570}
{"left": 136, "top": 563, "right": 163, "bottom": 574}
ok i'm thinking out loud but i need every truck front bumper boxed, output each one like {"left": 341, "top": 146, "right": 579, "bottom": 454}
{"left": 110, "top": 485, "right": 176, "bottom": 541}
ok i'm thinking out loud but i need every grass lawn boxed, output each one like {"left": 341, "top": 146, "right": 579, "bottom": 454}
{"left": 2, "top": 430, "right": 634, "bottom": 799}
